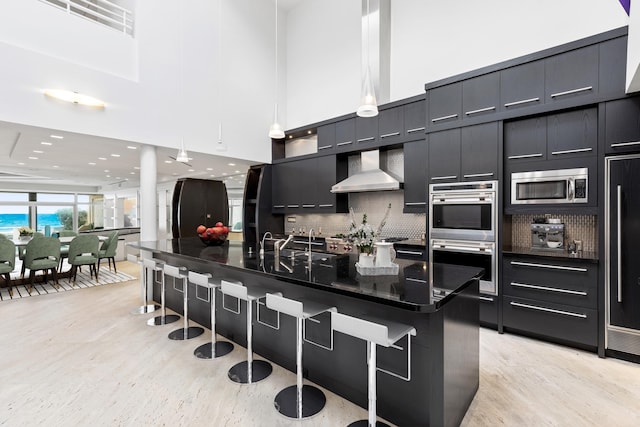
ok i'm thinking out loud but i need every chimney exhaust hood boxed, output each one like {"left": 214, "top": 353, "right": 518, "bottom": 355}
{"left": 331, "top": 149, "right": 402, "bottom": 193}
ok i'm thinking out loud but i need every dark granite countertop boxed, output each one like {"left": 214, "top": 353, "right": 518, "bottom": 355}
{"left": 503, "top": 245, "right": 599, "bottom": 262}
{"left": 129, "top": 238, "right": 483, "bottom": 312}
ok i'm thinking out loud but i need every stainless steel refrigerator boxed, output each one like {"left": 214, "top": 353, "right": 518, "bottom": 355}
{"left": 605, "top": 154, "right": 640, "bottom": 356}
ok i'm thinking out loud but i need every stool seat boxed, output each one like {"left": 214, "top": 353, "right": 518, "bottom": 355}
{"left": 331, "top": 312, "right": 416, "bottom": 427}
{"left": 166, "top": 264, "right": 204, "bottom": 340}
{"left": 129, "top": 255, "right": 159, "bottom": 315}
{"left": 189, "top": 271, "right": 233, "bottom": 359}
{"left": 266, "top": 293, "right": 335, "bottom": 419}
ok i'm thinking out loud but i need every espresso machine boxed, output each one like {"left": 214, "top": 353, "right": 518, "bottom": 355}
{"left": 531, "top": 220, "right": 565, "bottom": 250}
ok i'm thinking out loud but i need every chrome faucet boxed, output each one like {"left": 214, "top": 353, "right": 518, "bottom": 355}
{"left": 259, "top": 231, "right": 273, "bottom": 258}
{"left": 274, "top": 234, "right": 294, "bottom": 258}
{"left": 306, "top": 228, "right": 315, "bottom": 259}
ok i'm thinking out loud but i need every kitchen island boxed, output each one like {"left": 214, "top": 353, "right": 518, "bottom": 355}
{"left": 129, "top": 238, "right": 482, "bottom": 427}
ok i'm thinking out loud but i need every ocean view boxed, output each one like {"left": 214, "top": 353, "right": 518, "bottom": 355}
{"left": 0, "top": 213, "right": 63, "bottom": 234}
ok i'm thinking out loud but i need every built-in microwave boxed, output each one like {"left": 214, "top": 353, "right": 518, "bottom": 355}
{"left": 511, "top": 168, "right": 588, "bottom": 204}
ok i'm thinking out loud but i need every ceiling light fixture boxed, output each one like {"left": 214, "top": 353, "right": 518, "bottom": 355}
{"left": 111, "top": 154, "right": 120, "bottom": 157}
{"left": 357, "top": 0, "right": 378, "bottom": 117}
{"left": 176, "top": 139, "right": 189, "bottom": 163}
{"left": 41, "top": 141, "right": 52, "bottom": 146}
{"left": 44, "top": 89, "right": 106, "bottom": 108}
{"left": 268, "top": 0, "right": 285, "bottom": 139}
{"left": 127, "top": 146, "right": 137, "bottom": 150}
{"left": 50, "top": 134, "right": 63, "bottom": 139}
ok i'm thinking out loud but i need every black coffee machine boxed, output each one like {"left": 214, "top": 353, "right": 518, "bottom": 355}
{"left": 531, "top": 218, "right": 565, "bottom": 250}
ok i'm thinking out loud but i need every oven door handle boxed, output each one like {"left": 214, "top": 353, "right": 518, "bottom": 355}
{"left": 431, "top": 197, "right": 494, "bottom": 204}
{"left": 432, "top": 243, "right": 493, "bottom": 254}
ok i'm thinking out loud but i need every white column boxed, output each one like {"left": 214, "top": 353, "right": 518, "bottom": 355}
{"left": 139, "top": 145, "right": 158, "bottom": 242}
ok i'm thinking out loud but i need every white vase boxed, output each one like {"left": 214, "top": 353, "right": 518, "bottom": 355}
{"left": 358, "top": 253, "right": 374, "bottom": 267}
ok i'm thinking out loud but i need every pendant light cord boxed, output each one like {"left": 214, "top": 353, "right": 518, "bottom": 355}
{"left": 366, "top": 0, "right": 370, "bottom": 73}
{"left": 274, "top": 0, "right": 279, "bottom": 118}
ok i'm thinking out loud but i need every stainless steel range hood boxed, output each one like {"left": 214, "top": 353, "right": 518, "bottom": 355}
{"left": 331, "top": 149, "right": 401, "bottom": 193}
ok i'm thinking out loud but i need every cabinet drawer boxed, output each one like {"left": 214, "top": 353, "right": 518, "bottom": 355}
{"left": 503, "top": 274, "right": 596, "bottom": 309}
{"left": 503, "top": 257, "right": 597, "bottom": 291}
{"left": 394, "top": 244, "right": 427, "bottom": 261}
{"left": 503, "top": 296, "right": 597, "bottom": 348}
{"left": 479, "top": 294, "right": 498, "bottom": 327}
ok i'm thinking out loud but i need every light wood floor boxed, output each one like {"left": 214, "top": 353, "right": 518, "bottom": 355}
{"left": 1, "top": 261, "right": 639, "bottom": 426}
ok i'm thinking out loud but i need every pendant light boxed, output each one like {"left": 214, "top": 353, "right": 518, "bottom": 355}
{"left": 268, "top": 0, "right": 285, "bottom": 139}
{"left": 357, "top": 0, "right": 378, "bottom": 117}
{"left": 216, "top": 0, "right": 228, "bottom": 152}
{"left": 176, "top": 139, "right": 189, "bottom": 162}
{"left": 176, "top": 5, "right": 190, "bottom": 162}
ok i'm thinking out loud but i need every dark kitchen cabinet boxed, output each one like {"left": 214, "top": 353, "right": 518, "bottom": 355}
{"left": 502, "top": 255, "right": 598, "bottom": 349}
{"left": 604, "top": 97, "right": 640, "bottom": 155}
{"left": 317, "top": 124, "right": 335, "bottom": 153}
{"left": 171, "top": 178, "right": 229, "bottom": 238}
{"left": 378, "top": 106, "right": 403, "bottom": 145}
{"left": 462, "top": 72, "right": 500, "bottom": 119}
{"left": 394, "top": 242, "right": 427, "bottom": 261}
{"left": 500, "top": 60, "right": 545, "bottom": 112}
{"left": 271, "top": 162, "right": 287, "bottom": 212}
{"left": 479, "top": 294, "right": 498, "bottom": 328}
{"left": 356, "top": 116, "right": 378, "bottom": 147}
{"left": 427, "top": 82, "right": 462, "bottom": 126}
{"left": 545, "top": 45, "right": 599, "bottom": 105}
{"left": 504, "top": 116, "right": 547, "bottom": 163}
{"left": 315, "top": 155, "right": 346, "bottom": 213}
{"left": 403, "top": 100, "right": 426, "bottom": 139}
{"left": 460, "top": 122, "right": 498, "bottom": 181}
{"left": 547, "top": 107, "right": 597, "bottom": 159}
{"left": 297, "top": 158, "right": 317, "bottom": 210}
{"left": 428, "top": 128, "right": 460, "bottom": 183}
{"left": 403, "top": 140, "right": 428, "bottom": 213}
{"left": 599, "top": 35, "right": 628, "bottom": 98}
{"left": 334, "top": 118, "right": 356, "bottom": 153}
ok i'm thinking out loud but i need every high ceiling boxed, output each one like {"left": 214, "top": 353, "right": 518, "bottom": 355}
{"left": 0, "top": 121, "right": 255, "bottom": 192}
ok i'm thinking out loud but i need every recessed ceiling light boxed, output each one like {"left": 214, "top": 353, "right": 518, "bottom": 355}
{"left": 28, "top": 156, "right": 38, "bottom": 160}
{"left": 125, "top": 178, "right": 129, "bottom": 181}
{"left": 127, "top": 146, "right": 137, "bottom": 150}
{"left": 98, "top": 157, "right": 107, "bottom": 160}
{"left": 18, "top": 162, "right": 25, "bottom": 165}
{"left": 104, "top": 169, "right": 110, "bottom": 173}
{"left": 235, "top": 170, "right": 240, "bottom": 173}
{"left": 172, "top": 172, "right": 178, "bottom": 176}
{"left": 88, "top": 162, "right": 96, "bottom": 166}
{"left": 44, "top": 89, "right": 105, "bottom": 108}
{"left": 188, "top": 169, "right": 195, "bottom": 172}
{"left": 165, "top": 160, "right": 172, "bottom": 164}
{"left": 210, "top": 174, "right": 215, "bottom": 177}
{"left": 228, "top": 163, "right": 236, "bottom": 166}
{"left": 241, "top": 174, "right": 245, "bottom": 178}
{"left": 130, "top": 172, "right": 135, "bottom": 175}
{"left": 116, "top": 176, "right": 121, "bottom": 179}
{"left": 206, "top": 167, "right": 213, "bottom": 171}
{"left": 50, "top": 134, "right": 63, "bottom": 139}
{"left": 111, "top": 154, "right": 120, "bottom": 157}
{"left": 53, "top": 165, "right": 59, "bottom": 168}
{"left": 222, "top": 173, "right": 227, "bottom": 176}
{"left": 41, "top": 141, "right": 52, "bottom": 146}
{"left": 33, "top": 150, "right": 44, "bottom": 154}
{"left": 106, "top": 175, "right": 111, "bottom": 178}
{"left": 134, "top": 166, "right": 140, "bottom": 170}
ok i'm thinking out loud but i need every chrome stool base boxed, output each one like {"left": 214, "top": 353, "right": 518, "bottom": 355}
{"left": 274, "top": 384, "right": 326, "bottom": 419}
{"left": 168, "top": 326, "right": 204, "bottom": 340}
{"left": 347, "top": 421, "right": 391, "bottom": 427}
{"left": 147, "top": 314, "right": 180, "bottom": 326}
{"left": 194, "top": 341, "right": 234, "bottom": 359}
{"left": 228, "top": 360, "right": 272, "bottom": 384}
{"left": 130, "top": 304, "right": 159, "bottom": 315}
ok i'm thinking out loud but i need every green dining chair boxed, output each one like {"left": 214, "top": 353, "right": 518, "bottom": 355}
{"left": 97, "top": 231, "right": 119, "bottom": 274}
{"left": 0, "top": 238, "right": 16, "bottom": 296}
{"left": 23, "top": 236, "right": 60, "bottom": 294}
{"left": 67, "top": 235, "right": 99, "bottom": 285}
{"left": 19, "top": 232, "right": 45, "bottom": 278}
{"left": 56, "top": 230, "right": 78, "bottom": 270}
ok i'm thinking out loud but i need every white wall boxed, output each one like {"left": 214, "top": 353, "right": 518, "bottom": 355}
{"left": 285, "top": 0, "right": 629, "bottom": 129}
{"left": 626, "top": 2, "right": 640, "bottom": 92}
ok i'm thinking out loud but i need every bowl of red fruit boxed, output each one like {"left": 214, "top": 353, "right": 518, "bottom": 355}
{"left": 197, "top": 222, "right": 229, "bottom": 246}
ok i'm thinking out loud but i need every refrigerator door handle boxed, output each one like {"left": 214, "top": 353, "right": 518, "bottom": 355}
{"left": 617, "top": 185, "right": 622, "bottom": 303}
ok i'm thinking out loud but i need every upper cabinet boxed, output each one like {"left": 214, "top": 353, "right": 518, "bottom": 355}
{"left": 500, "top": 60, "right": 545, "bottom": 112}
{"left": 504, "top": 117, "right": 547, "bottom": 163}
{"left": 403, "top": 100, "right": 426, "bottom": 139}
{"left": 317, "top": 124, "right": 335, "bottom": 153}
{"left": 547, "top": 108, "right": 597, "bottom": 159}
{"left": 462, "top": 72, "right": 500, "bottom": 120}
{"left": 604, "top": 96, "right": 640, "bottom": 155}
{"left": 460, "top": 122, "right": 499, "bottom": 181}
{"left": 428, "top": 82, "right": 462, "bottom": 126}
{"left": 545, "top": 45, "right": 599, "bottom": 106}
{"left": 334, "top": 118, "right": 356, "bottom": 153}
{"left": 377, "top": 106, "right": 404, "bottom": 145}
{"left": 356, "top": 116, "right": 379, "bottom": 147}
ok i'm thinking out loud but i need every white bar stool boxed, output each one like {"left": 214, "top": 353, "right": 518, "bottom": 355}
{"left": 128, "top": 254, "right": 159, "bottom": 315}
{"left": 188, "top": 271, "right": 234, "bottom": 359}
{"left": 142, "top": 258, "right": 179, "bottom": 326}
{"left": 331, "top": 312, "right": 416, "bottom": 427}
{"left": 265, "top": 293, "right": 336, "bottom": 419}
{"left": 165, "top": 264, "right": 204, "bottom": 340}
{"left": 220, "top": 279, "right": 279, "bottom": 384}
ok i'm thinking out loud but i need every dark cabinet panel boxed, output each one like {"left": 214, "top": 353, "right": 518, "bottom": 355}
{"left": 271, "top": 163, "right": 287, "bottom": 211}
{"left": 599, "top": 36, "right": 628, "bottom": 98}
{"left": 428, "top": 128, "right": 461, "bottom": 183}
{"left": 462, "top": 72, "right": 499, "bottom": 119}
{"left": 500, "top": 60, "right": 544, "bottom": 111}
{"left": 334, "top": 118, "right": 356, "bottom": 153}
{"left": 504, "top": 116, "right": 547, "bottom": 163}
{"left": 315, "top": 155, "right": 340, "bottom": 212}
{"left": 479, "top": 294, "right": 498, "bottom": 328}
{"left": 403, "top": 140, "right": 428, "bottom": 212}
{"left": 547, "top": 107, "right": 597, "bottom": 159}
{"left": 394, "top": 243, "right": 427, "bottom": 261}
{"left": 403, "top": 100, "right": 426, "bottom": 138}
{"left": 378, "top": 106, "right": 403, "bottom": 145}
{"left": 356, "top": 116, "right": 378, "bottom": 147}
{"left": 604, "top": 97, "right": 640, "bottom": 155}
{"left": 297, "top": 158, "right": 317, "bottom": 210}
{"left": 428, "top": 82, "right": 462, "bottom": 126}
{"left": 317, "top": 124, "right": 335, "bottom": 153}
{"left": 460, "top": 122, "right": 498, "bottom": 181}
{"left": 545, "top": 45, "right": 599, "bottom": 104}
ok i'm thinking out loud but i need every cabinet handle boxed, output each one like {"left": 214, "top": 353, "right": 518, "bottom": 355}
{"left": 463, "top": 172, "right": 494, "bottom": 178}
{"left": 318, "top": 145, "right": 332, "bottom": 150}
{"left": 507, "top": 153, "right": 543, "bottom": 160}
{"left": 302, "top": 204, "right": 316, "bottom": 208}
{"left": 504, "top": 97, "right": 540, "bottom": 107}
{"left": 405, "top": 202, "right": 427, "bottom": 206}
{"left": 357, "top": 137, "right": 375, "bottom": 143}
{"left": 273, "top": 205, "right": 285, "bottom": 208}
{"left": 318, "top": 204, "right": 334, "bottom": 208}
{"left": 510, "top": 261, "right": 587, "bottom": 272}
{"left": 431, "top": 175, "right": 457, "bottom": 181}
{"left": 617, "top": 185, "right": 622, "bottom": 303}
{"left": 551, "top": 147, "right": 593, "bottom": 156}
{"left": 509, "top": 281, "right": 588, "bottom": 296}
{"left": 510, "top": 301, "right": 587, "bottom": 319}
{"left": 479, "top": 296, "right": 494, "bottom": 302}
{"left": 336, "top": 141, "right": 353, "bottom": 146}
{"left": 465, "top": 106, "right": 496, "bottom": 116}
{"left": 381, "top": 132, "right": 400, "bottom": 139}
{"left": 294, "top": 240, "right": 324, "bottom": 246}
{"left": 397, "top": 250, "right": 424, "bottom": 256}
{"left": 550, "top": 86, "right": 593, "bottom": 98}
{"left": 287, "top": 204, "right": 299, "bottom": 208}
{"left": 611, "top": 141, "right": 640, "bottom": 148}
{"left": 407, "top": 127, "right": 425, "bottom": 134}
{"left": 431, "top": 114, "right": 458, "bottom": 123}
{"left": 405, "top": 277, "right": 427, "bottom": 284}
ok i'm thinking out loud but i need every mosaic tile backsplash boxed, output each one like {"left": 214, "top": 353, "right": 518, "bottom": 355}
{"left": 511, "top": 214, "right": 598, "bottom": 253}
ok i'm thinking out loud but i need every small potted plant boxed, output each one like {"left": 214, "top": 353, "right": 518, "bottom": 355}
{"left": 347, "top": 204, "right": 391, "bottom": 267}
{"left": 18, "top": 226, "right": 34, "bottom": 240}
